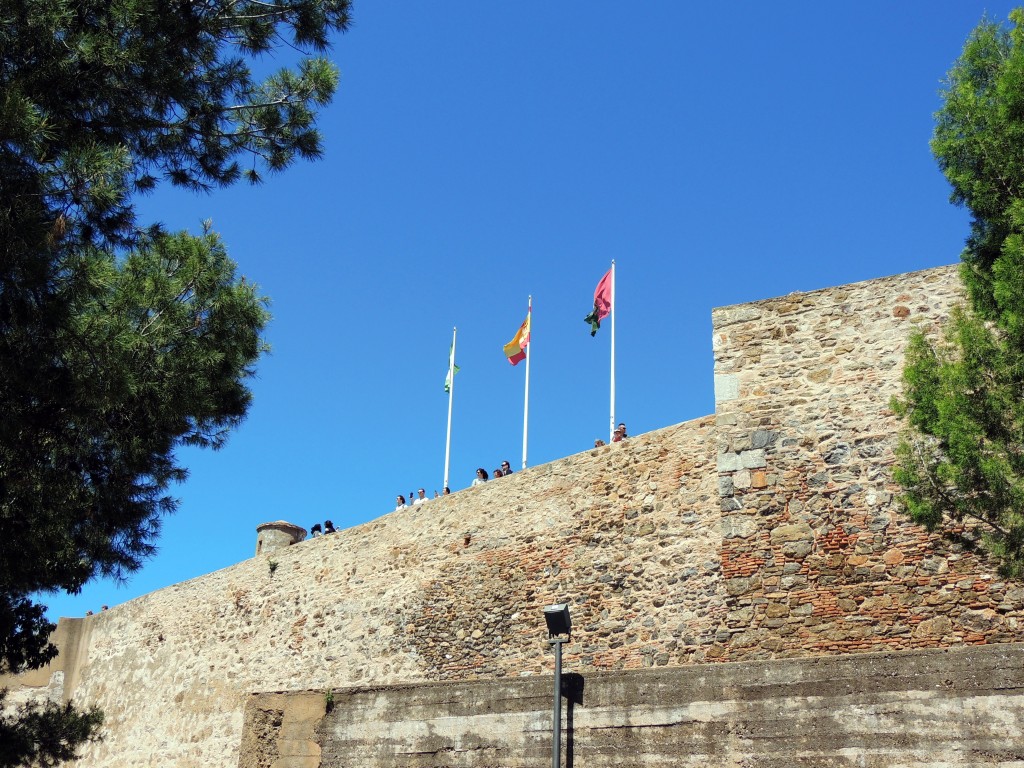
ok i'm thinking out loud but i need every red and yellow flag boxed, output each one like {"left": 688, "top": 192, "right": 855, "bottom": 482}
{"left": 503, "top": 312, "right": 531, "bottom": 365}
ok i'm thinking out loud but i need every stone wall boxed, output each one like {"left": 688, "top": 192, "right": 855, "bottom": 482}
{"left": 7, "top": 415, "right": 721, "bottom": 767}
{"left": 6, "top": 264, "right": 1024, "bottom": 767}
{"left": 242, "top": 642, "right": 1024, "bottom": 768}
{"left": 712, "top": 265, "right": 1024, "bottom": 660}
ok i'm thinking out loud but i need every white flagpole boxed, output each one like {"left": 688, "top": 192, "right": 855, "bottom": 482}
{"left": 609, "top": 260, "right": 616, "bottom": 443}
{"left": 444, "top": 326, "right": 456, "bottom": 491}
{"left": 522, "top": 296, "right": 532, "bottom": 470}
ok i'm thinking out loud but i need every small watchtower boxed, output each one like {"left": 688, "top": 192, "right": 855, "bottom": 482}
{"left": 255, "top": 520, "right": 306, "bottom": 556}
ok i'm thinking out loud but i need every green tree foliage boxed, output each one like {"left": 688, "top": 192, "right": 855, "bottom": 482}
{"left": 894, "top": 9, "right": 1024, "bottom": 576}
{"left": 0, "top": 693, "right": 103, "bottom": 768}
{"left": 0, "top": 0, "right": 351, "bottom": 762}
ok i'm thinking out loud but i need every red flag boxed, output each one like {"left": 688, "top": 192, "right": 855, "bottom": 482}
{"left": 584, "top": 268, "right": 612, "bottom": 336}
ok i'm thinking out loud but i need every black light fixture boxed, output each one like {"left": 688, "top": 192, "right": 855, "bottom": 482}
{"left": 543, "top": 603, "right": 572, "bottom": 639}
{"left": 544, "top": 603, "right": 571, "bottom": 768}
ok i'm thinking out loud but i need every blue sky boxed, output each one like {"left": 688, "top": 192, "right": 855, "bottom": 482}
{"left": 42, "top": 2, "right": 1019, "bottom": 619}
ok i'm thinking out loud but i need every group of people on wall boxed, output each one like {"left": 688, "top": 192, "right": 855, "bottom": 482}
{"left": 308, "top": 423, "right": 634, "bottom": 537}
{"left": 472, "top": 459, "right": 515, "bottom": 486}
{"left": 309, "top": 520, "right": 337, "bottom": 537}
{"left": 306, "top": 424, "right": 632, "bottom": 541}
{"left": 594, "top": 422, "right": 628, "bottom": 447}
{"left": 395, "top": 423, "right": 630, "bottom": 510}
{"left": 395, "top": 424, "right": 631, "bottom": 511}
{"left": 395, "top": 487, "right": 449, "bottom": 509}
{"left": 395, "top": 459, "right": 517, "bottom": 511}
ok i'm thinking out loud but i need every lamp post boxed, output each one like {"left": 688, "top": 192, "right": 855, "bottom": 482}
{"left": 543, "top": 603, "right": 571, "bottom": 768}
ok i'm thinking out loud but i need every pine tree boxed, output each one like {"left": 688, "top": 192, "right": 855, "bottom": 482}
{"left": 0, "top": 1, "right": 351, "bottom": 762}
{"left": 894, "top": 9, "right": 1024, "bottom": 576}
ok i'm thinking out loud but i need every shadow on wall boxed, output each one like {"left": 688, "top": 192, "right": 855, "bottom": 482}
{"left": 564, "top": 672, "right": 585, "bottom": 768}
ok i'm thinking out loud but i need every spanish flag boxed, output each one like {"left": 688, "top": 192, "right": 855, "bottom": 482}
{"left": 503, "top": 312, "right": 531, "bottom": 366}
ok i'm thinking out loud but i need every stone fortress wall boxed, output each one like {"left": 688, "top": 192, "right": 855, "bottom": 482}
{"left": 711, "top": 265, "right": 1024, "bottom": 658}
{"left": 6, "top": 264, "right": 1024, "bottom": 767}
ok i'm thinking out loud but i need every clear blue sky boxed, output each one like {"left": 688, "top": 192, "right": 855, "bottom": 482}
{"left": 42, "top": 2, "right": 1018, "bottom": 619}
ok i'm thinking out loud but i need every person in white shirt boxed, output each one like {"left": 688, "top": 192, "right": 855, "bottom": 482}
{"left": 413, "top": 488, "right": 428, "bottom": 505}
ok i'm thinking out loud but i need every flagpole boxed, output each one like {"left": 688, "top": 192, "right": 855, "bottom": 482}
{"left": 609, "top": 260, "right": 616, "bottom": 443}
{"left": 522, "top": 296, "right": 532, "bottom": 470}
{"left": 444, "top": 326, "right": 456, "bottom": 491}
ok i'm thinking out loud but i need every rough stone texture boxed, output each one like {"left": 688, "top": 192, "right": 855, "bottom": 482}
{"left": 7, "top": 264, "right": 1024, "bottom": 767}
{"left": 238, "top": 691, "right": 325, "bottom": 768}
{"left": 710, "top": 265, "right": 1024, "bottom": 661}
{"left": 5, "top": 416, "right": 720, "bottom": 767}
{"left": 245, "top": 642, "right": 1024, "bottom": 768}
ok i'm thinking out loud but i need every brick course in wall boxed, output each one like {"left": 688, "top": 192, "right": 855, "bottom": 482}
{"left": 5, "top": 264, "right": 1024, "bottom": 767}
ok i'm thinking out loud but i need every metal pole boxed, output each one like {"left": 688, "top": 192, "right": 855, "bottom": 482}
{"left": 443, "top": 326, "right": 456, "bottom": 490}
{"left": 551, "top": 637, "right": 563, "bottom": 768}
{"left": 522, "top": 296, "right": 532, "bottom": 470}
{"left": 609, "top": 260, "right": 616, "bottom": 443}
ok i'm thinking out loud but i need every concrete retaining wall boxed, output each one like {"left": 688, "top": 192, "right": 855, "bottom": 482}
{"left": 242, "top": 642, "right": 1024, "bottom": 768}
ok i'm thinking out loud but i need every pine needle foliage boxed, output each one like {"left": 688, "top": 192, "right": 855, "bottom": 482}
{"left": 0, "top": 0, "right": 351, "bottom": 763}
{"left": 894, "top": 8, "right": 1024, "bottom": 577}
{"left": 0, "top": 693, "right": 103, "bottom": 768}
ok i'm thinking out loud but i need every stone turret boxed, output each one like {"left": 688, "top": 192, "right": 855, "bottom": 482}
{"left": 254, "top": 521, "right": 306, "bottom": 556}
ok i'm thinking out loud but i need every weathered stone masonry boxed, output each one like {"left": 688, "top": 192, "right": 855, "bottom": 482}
{"left": 5, "top": 264, "right": 1024, "bottom": 768}
{"left": 712, "top": 265, "right": 1024, "bottom": 661}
